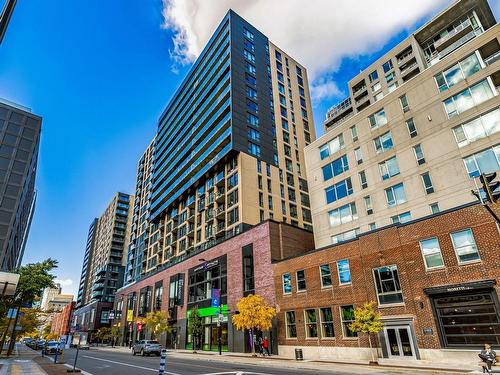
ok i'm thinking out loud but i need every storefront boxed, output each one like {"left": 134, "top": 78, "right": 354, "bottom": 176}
{"left": 186, "top": 305, "right": 229, "bottom": 351}
{"left": 425, "top": 280, "right": 500, "bottom": 348}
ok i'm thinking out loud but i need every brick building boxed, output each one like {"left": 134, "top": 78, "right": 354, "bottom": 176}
{"left": 114, "top": 221, "right": 314, "bottom": 353}
{"left": 273, "top": 203, "right": 500, "bottom": 365}
{"left": 51, "top": 301, "right": 75, "bottom": 338}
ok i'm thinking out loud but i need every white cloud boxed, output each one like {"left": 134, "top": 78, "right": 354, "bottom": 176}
{"left": 161, "top": 0, "right": 450, "bottom": 101}
{"left": 55, "top": 278, "right": 73, "bottom": 287}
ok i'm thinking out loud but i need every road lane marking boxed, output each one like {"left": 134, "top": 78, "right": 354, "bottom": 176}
{"left": 81, "top": 355, "right": 182, "bottom": 375}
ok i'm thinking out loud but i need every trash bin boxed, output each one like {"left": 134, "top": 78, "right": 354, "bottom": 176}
{"left": 295, "top": 348, "right": 303, "bottom": 361}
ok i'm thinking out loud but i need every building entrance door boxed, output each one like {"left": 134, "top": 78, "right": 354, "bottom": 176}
{"left": 384, "top": 326, "right": 415, "bottom": 359}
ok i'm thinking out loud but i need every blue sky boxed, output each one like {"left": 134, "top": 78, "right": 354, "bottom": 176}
{"left": 0, "top": 1, "right": 498, "bottom": 296}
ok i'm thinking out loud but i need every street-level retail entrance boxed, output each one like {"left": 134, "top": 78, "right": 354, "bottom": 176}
{"left": 186, "top": 305, "right": 229, "bottom": 352}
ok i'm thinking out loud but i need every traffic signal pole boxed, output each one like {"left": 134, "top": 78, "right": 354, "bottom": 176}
{"left": 472, "top": 173, "right": 500, "bottom": 224}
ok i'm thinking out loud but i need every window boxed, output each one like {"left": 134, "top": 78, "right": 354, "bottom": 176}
{"left": 391, "top": 211, "right": 411, "bottom": 224}
{"left": 359, "top": 170, "right": 368, "bottom": 189}
{"left": 320, "top": 264, "right": 332, "bottom": 287}
{"left": 285, "top": 311, "right": 297, "bottom": 338}
{"left": 247, "top": 113, "right": 259, "bottom": 127}
{"left": 337, "top": 259, "right": 351, "bottom": 285}
{"left": 385, "top": 72, "right": 396, "bottom": 83}
{"left": 453, "top": 108, "right": 500, "bottom": 147}
{"left": 413, "top": 144, "right": 425, "bottom": 165}
{"left": 282, "top": 273, "right": 292, "bottom": 294}
{"left": 443, "top": 79, "right": 495, "bottom": 118}
{"left": 319, "top": 134, "right": 345, "bottom": 159}
{"left": 388, "top": 82, "right": 399, "bottom": 93}
{"left": 368, "top": 108, "right": 387, "bottom": 129}
{"left": 451, "top": 229, "right": 480, "bottom": 263}
{"left": 373, "top": 131, "right": 393, "bottom": 153}
{"left": 244, "top": 39, "right": 255, "bottom": 52}
{"left": 463, "top": 146, "right": 500, "bottom": 177}
{"left": 228, "top": 207, "right": 239, "bottom": 224}
{"left": 372, "top": 82, "right": 381, "bottom": 92}
{"left": 354, "top": 147, "right": 363, "bottom": 164}
{"left": 430, "top": 203, "right": 440, "bottom": 214}
{"left": 296, "top": 270, "right": 306, "bottom": 291}
{"left": 373, "top": 265, "right": 403, "bottom": 305}
{"left": 243, "top": 28, "right": 254, "bottom": 40}
{"left": 406, "top": 118, "right": 417, "bottom": 138}
{"left": 246, "top": 86, "right": 257, "bottom": 99}
{"left": 320, "top": 308, "right": 335, "bottom": 338}
{"left": 276, "top": 61, "right": 283, "bottom": 72}
{"left": 245, "top": 62, "right": 256, "bottom": 75}
{"left": 248, "top": 142, "right": 261, "bottom": 157}
{"left": 379, "top": 156, "right": 400, "bottom": 180}
{"left": 383, "top": 59, "right": 394, "bottom": 73}
{"left": 340, "top": 306, "right": 357, "bottom": 338}
{"left": 399, "top": 94, "right": 410, "bottom": 112}
{"left": 328, "top": 202, "right": 357, "bottom": 227}
{"left": 435, "top": 53, "right": 482, "bottom": 91}
{"left": 247, "top": 128, "right": 260, "bottom": 142}
{"left": 369, "top": 222, "right": 377, "bottom": 230}
{"left": 278, "top": 83, "right": 285, "bottom": 94}
{"left": 243, "top": 49, "right": 255, "bottom": 63}
{"left": 364, "top": 195, "right": 373, "bottom": 215}
{"left": 322, "top": 155, "right": 349, "bottom": 181}
{"left": 331, "top": 228, "right": 359, "bottom": 244}
{"left": 304, "top": 309, "right": 318, "bottom": 338}
{"left": 368, "top": 70, "right": 379, "bottom": 82}
{"left": 325, "top": 178, "right": 353, "bottom": 204}
{"left": 245, "top": 73, "right": 256, "bottom": 86}
{"left": 296, "top": 66, "right": 302, "bottom": 77}
{"left": 247, "top": 99, "right": 258, "bottom": 113}
{"left": 385, "top": 183, "right": 407, "bottom": 207}
{"left": 275, "top": 50, "right": 282, "bottom": 61}
{"left": 374, "top": 92, "right": 384, "bottom": 102}
{"left": 419, "top": 237, "right": 444, "bottom": 269}
{"left": 350, "top": 125, "right": 358, "bottom": 141}
{"left": 421, "top": 172, "right": 434, "bottom": 194}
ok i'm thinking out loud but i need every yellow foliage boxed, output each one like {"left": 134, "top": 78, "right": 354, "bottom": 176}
{"left": 232, "top": 294, "right": 276, "bottom": 332}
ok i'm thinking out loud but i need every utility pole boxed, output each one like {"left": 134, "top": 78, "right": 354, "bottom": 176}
{"left": 0, "top": 0, "right": 17, "bottom": 45}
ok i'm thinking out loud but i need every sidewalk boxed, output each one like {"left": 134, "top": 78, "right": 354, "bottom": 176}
{"left": 0, "top": 344, "right": 48, "bottom": 375}
{"left": 93, "top": 345, "right": 485, "bottom": 374}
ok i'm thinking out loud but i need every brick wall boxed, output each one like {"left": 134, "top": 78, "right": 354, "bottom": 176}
{"left": 273, "top": 203, "right": 500, "bottom": 352}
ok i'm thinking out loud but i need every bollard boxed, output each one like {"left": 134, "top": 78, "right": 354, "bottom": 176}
{"left": 158, "top": 349, "right": 167, "bottom": 375}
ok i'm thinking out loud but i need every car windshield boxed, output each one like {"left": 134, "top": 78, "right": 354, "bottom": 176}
{"left": 146, "top": 341, "right": 159, "bottom": 344}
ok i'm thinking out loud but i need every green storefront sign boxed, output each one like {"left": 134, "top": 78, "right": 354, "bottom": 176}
{"left": 186, "top": 305, "right": 229, "bottom": 351}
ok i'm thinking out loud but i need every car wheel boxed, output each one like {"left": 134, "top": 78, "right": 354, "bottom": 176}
{"left": 132, "top": 349, "right": 136, "bottom": 356}
{"left": 141, "top": 349, "right": 145, "bottom": 356}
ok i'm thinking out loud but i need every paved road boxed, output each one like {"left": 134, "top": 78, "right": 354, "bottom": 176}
{"left": 57, "top": 348, "right": 443, "bottom": 375}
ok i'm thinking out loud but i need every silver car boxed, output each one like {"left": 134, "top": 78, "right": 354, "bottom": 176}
{"left": 132, "top": 340, "right": 161, "bottom": 356}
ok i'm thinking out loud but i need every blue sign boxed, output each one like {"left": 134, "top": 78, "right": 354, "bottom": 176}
{"left": 211, "top": 288, "right": 220, "bottom": 308}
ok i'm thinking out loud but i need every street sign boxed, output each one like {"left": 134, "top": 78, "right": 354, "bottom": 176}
{"left": 6, "top": 308, "right": 16, "bottom": 319}
{"left": 211, "top": 288, "right": 220, "bottom": 308}
{"left": 137, "top": 323, "right": 143, "bottom": 332}
{"left": 127, "top": 309, "right": 134, "bottom": 322}
{"left": 109, "top": 312, "right": 115, "bottom": 320}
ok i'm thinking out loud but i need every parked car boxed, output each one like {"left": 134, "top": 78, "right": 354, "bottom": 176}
{"left": 132, "top": 340, "right": 161, "bottom": 356}
{"left": 35, "top": 339, "right": 46, "bottom": 350}
{"left": 22, "top": 338, "right": 35, "bottom": 346}
{"left": 44, "top": 341, "right": 63, "bottom": 355}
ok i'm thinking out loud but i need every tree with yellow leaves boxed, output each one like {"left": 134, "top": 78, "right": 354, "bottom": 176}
{"left": 349, "top": 301, "right": 384, "bottom": 363}
{"left": 232, "top": 294, "right": 276, "bottom": 356}
{"left": 144, "top": 311, "right": 172, "bottom": 344}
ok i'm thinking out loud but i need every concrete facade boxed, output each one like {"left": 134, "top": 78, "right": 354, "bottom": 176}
{"left": 273, "top": 203, "right": 500, "bottom": 365}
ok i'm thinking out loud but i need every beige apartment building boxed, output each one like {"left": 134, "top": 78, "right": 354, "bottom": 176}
{"left": 305, "top": 0, "right": 499, "bottom": 248}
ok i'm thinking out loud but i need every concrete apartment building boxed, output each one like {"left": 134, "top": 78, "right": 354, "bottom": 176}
{"left": 40, "top": 283, "right": 73, "bottom": 312}
{"left": 305, "top": 0, "right": 499, "bottom": 248}
{"left": 127, "top": 9, "right": 315, "bottom": 281}
{"left": 72, "top": 192, "right": 134, "bottom": 342}
{"left": 0, "top": 99, "right": 41, "bottom": 270}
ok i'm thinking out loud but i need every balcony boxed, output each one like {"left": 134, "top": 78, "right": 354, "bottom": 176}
{"left": 187, "top": 225, "right": 195, "bottom": 238}
{"left": 355, "top": 94, "right": 369, "bottom": 106}
{"left": 215, "top": 205, "right": 225, "bottom": 219}
{"left": 187, "top": 209, "right": 195, "bottom": 223}
{"left": 400, "top": 59, "right": 419, "bottom": 78}
{"left": 186, "top": 196, "right": 195, "bottom": 208}
{"left": 434, "top": 19, "right": 473, "bottom": 52}
{"left": 216, "top": 222, "right": 225, "bottom": 237}
{"left": 397, "top": 47, "right": 413, "bottom": 65}
{"left": 215, "top": 172, "right": 225, "bottom": 187}
{"left": 215, "top": 189, "right": 225, "bottom": 203}
{"left": 352, "top": 85, "right": 367, "bottom": 99}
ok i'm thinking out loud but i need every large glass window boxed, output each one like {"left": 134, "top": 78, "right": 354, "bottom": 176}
{"left": 340, "top": 305, "right": 357, "bottom": 338}
{"left": 337, "top": 259, "right": 352, "bottom": 285}
{"left": 328, "top": 202, "right": 357, "bottom": 227}
{"left": 453, "top": 108, "right": 500, "bottom": 147}
{"left": 285, "top": 311, "right": 297, "bottom": 338}
{"left": 435, "top": 53, "right": 482, "bottom": 91}
{"left": 373, "top": 265, "right": 403, "bottom": 305}
{"left": 379, "top": 156, "right": 400, "bottom": 180}
{"left": 451, "top": 229, "right": 480, "bottom": 264}
{"left": 463, "top": 145, "right": 500, "bottom": 177}
{"left": 296, "top": 270, "right": 306, "bottom": 292}
{"left": 319, "top": 134, "right": 345, "bottom": 160}
{"left": 419, "top": 237, "right": 444, "bottom": 269}
{"left": 282, "top": 273, "right": 292, "bottom": 294}
{"left": 383, "top": 59, "right": 394, "bottom": 73}
{"left": 320, "top": 307, "right": 335, "bottom": 338}
{"left": 374, "top": 131, "right": 394, "bottom": 153}
{"left": 368, "top": 109, "right": 388, "bottom": 129}
{"left": 325, "top": 178, "right": 353, "bottom": 204}
{"left": 385, "top": 183, "right": 407, "bottom": 207}
{"left": 320, "top": 264, "right": 332, "bottom": 287}
{"left": 322, "top": 155, "right": 349, "bottom": 181}
{"left": 243, "top": 49, "right": 255, "bottom": 63}
{"left": 444, "top": 79, "right": 495, "bottom": 118}
{"left": 331, "top": 228, "right": 359, "bottom": 244}
{"left": 391, "top": 211, "right": 411, "bottom": 224}
{"left": 304, "top": 309, "right": 318, "bottom": 338}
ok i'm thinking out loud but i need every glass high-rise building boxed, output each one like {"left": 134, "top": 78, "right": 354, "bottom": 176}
{"left": 128, "top": 10, "right": 316, "bottom": 279}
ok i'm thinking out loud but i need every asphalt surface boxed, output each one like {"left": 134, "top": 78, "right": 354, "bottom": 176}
{"left": 57, "top": 347, "right": 440, "bottom": 375}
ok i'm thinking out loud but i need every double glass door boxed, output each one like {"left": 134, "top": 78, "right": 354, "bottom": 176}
{"left": 385, "top": 326, "right": 415, "bottom": 358}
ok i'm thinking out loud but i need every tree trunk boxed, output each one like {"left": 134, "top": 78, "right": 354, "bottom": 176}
{"left": 7, "top": 308, "right": 21, "bottom": 356}
{"left": 368, "top": 334, "right": 376, "bottom": 363}
{"left": 250, "top": 328, "right": 256, "bottom": 357}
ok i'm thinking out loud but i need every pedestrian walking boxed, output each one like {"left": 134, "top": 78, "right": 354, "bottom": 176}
{"left": 479, "top": 344, "right": 497, "bottom": 374}
{"left": 257, "top": 337, "right": 263, "bottom": 356}
{"left": 262, "top": 336, "right": 270, "bottom": 356}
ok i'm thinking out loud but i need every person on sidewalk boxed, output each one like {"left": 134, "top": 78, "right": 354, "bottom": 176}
{"left": 262, "top": 337, "right": 270, "bottom": 357}
{"left": 479, "top": 344, "right": 496, "bottom": 374}
{"left": 257, "top": 337, "right": 263, "bottom": 356}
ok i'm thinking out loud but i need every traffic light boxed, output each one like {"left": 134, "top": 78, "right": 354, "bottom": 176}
{"left": 480, "top": 172, "right": 500, "bottom": 204}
